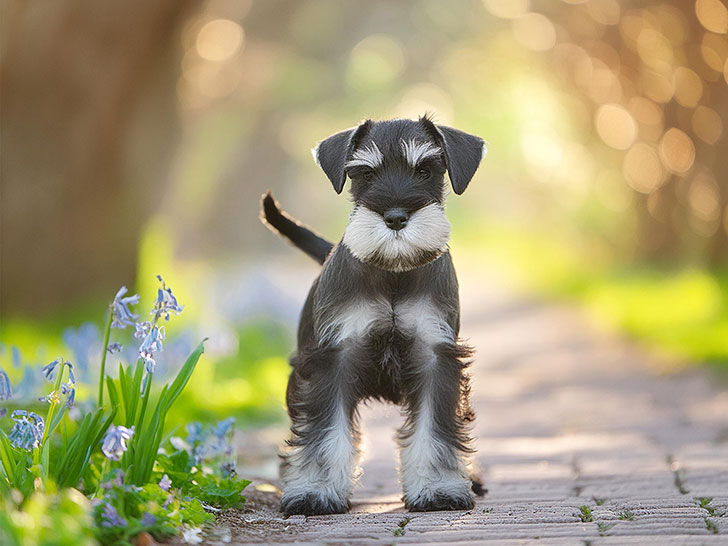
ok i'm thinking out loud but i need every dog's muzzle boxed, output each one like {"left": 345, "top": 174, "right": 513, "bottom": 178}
{"left": 383, "top": 208, "right": 409, "bottom": 231}
{"left": 342, "top": 204, "right": 451, "bottom": 272}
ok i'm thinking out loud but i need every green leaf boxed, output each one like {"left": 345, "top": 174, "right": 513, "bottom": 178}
{"left": 0, "top": 432, "right": 17, "bottom": 481}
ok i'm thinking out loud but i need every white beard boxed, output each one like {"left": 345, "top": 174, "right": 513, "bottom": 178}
{"left": 342, "top": 204, "right": 451, "bottom": 272}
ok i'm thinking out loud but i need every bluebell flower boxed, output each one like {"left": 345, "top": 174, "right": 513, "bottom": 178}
{"left": 39, "top": 360, "right": 75, "bottom": 407}
{"left": 63, "top": 323, "right": 100, "bottom": 375}
{"left": 100, "top": 503, "right": 128, "bottom": 528}
{"left": 8, "top": 410, "right": 45, "bottom": 451}
{"left": 134, "top": 321, "right": 151, "bottom": 340}
{"left": 65, "top": 386, "right": 76, "bottom": 408}
{"left": 101, "top": 425, "right": 135, "bottom": 461}
{"left": 106, "top": 342, "right": 123, "bottom": 354}
{"left": 0, "top": 408, "right": 6, "bottom": 418}
{"left": 185, "top": 421, "right": 205, "bottom": 445}
{"left": 141, "top": 513, "right": 155, "bottom": 527}
{"left": 111, "top": 286, "right": 140, "bottom": 329}
{"left": 11, "top": 346, "right": 21, "bottom": 369}
{"left": 152, "top": 275, "right": 184, "bottom": 321}
{"left": 162, "top": 494, "right": 174, "bottom": 509}
{"left": 0, "top": 368, "right": 12, "bottom": 401}
{"left": 139, "top": 326, "right": 165, "bottom": 374}
{"left": 41, "top": 358, "right": 63, "bottom": 383}
{"left": 214, "top": 417, "right": 235, "bottom": 439}
{"left": 159, "top": 473, "right": 171, "bottom": 492}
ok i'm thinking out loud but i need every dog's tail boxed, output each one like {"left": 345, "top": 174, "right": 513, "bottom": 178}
{"left": 260, "top": 191, "right": 334, "bottom": 265}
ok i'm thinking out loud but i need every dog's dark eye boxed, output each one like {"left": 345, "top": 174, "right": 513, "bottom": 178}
{"left": 361, "top": 170, "right": 375, "bottom": 182}
{"left": 418, "top": 168, "right": 431, "bottom": 179}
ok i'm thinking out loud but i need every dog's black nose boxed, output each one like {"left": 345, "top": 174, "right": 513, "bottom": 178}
{"left": 383, "top": 208, "right": 409, "bottom": 231}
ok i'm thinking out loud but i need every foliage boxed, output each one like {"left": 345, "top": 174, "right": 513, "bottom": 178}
{"left": 106, "top": 341, "right": 206, "bottom": 485}
{"left": 455, "top": 223, "right": 728, "bottom": 368}
{"left": 91, "top": 479, "right": 212, "bottom": 546}
{"left": 0, "top": 276, "right": 250, "bottom": 545}
{"left": 156, "top": 448, "right": 251, "bottom": 510}
{"left": 0, "top": 488, "right": 96, "bottom": 546}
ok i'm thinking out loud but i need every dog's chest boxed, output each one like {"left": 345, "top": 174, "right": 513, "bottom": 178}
{"left": 319, "top": 296, "right": 453, "bottom": 347}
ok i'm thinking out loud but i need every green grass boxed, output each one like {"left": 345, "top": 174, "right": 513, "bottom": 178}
{"left": 168, "top": 321, "right": 291, "bottom": 429}
{"left": 452, "top": 221, "right": 728, "bottom": 369}
{"left": 579, "top": 505, "right": 593, "bottom": 522}
{"left": 393, "top": 517, "right": 411, "bottom": 537}
{"left": 618, "top": 510, "right": 635, "bottom": 521}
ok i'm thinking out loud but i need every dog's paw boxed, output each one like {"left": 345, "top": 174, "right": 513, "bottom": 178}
{"left": 404, "top": 481, "right": 475, "bottom": 512}
{"left": 280, "top": 491, "right": 350, "bottom": 516}
{"left": 406, "top": 490, "right": 474, "bottom": 511}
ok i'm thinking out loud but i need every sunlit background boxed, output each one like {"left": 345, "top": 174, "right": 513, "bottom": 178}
{"left": 2, "top": 0, "right": 727, "bottom": 426}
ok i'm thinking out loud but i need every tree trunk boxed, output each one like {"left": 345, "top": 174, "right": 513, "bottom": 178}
{"left": 1, "top": 0, "right": 194, "bottom": 318}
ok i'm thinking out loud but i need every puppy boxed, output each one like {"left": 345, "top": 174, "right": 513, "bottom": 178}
{"left": 261, "top": 115, "right": 487, "bottom": 516}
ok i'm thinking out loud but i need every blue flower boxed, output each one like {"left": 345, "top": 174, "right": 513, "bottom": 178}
{"left": 11, "top": 346, "right": 21, "bottom": 369}
{"left": 39, "top": 360, "right": 75, "bottom": 407}
{"left": 134, "top": 321, "right": 152, "bottom": 340}
{"left": 152, "top": 275, "right": 184, "bottom": 321}
{"left": 0, "top": 409, "right": 6, "bottom": 418}
{"left": 101, "top": 425, "right": 135, "bottom": 461}
{"left": 8, "top": 410, "right": 45, "bottom": 451}
{"left": 100, "top": 503, "right": 128, "bottom": 528}
{"left": 111, "top": 286, "right": 140, "bottom": 329}
{"left": 63, "top": 323, "right": 100, "bottom": 375}
{"left": 214, "top": 417, "right": 235, "bottom": 439}
{"left": 139, "top": 326, "right": 165, "bottom": 374}
{"left": 41, "top": 358, "right": 63, "bottom": 383}
{"left": 65, "top": 385, "right": 76, "bottom": 408}
{"left": 185, "top": 422, "right": 205, "bottom": 443}
{"left": 106, "top": 342, "right": 124, "bottom": 354}
{"left": 141, "top": 513, "right": 155, "bottom": 527}
{"left": 0, "top": 368, "right": 12, "bottom": 401}
{"left": 159, "top": 473, "right": 171, "bottom": 492}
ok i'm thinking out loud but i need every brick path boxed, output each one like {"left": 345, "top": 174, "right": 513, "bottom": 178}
{"left": 210, "top": 272, "right": 728, "bottom": 545}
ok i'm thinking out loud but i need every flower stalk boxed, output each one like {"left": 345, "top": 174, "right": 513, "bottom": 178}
{"left": 98, "top": 306, "right": 113, "bottom": 407}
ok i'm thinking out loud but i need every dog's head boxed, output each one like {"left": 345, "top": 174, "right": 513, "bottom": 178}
{"left": 312, "top": 115, "right": 487, "bottom": 272}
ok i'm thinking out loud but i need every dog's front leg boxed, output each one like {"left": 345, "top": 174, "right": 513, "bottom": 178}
{"left": 280, "top": 348, "right": 360, "bottom": 516}
{"left": 398, "top": 342, "right": 475, "bottom": 511}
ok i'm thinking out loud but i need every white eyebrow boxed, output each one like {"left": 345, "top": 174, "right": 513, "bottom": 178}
{"left": 400, "top": 139, "right": 442, "bottom": 166}
{"left": 345, "top": 142, "right": 384, "bottom": 169}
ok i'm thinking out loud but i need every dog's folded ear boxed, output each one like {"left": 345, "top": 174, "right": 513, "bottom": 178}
{"left": 312, "top": 121, "right": 372, "bottom": 194}
{"left": 433, "top": 124, "right": 488, "bottom": 195}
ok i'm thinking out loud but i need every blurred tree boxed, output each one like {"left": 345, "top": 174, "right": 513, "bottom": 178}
{"left": 539, "top": 0, "right": 728, "bottom": 265}
{"left": 0, "top": 0, "right": 195, "bottom": 318}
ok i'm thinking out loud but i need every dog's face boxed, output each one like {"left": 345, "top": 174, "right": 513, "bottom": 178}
{"left": 313, "top": 116, "right": 487, "bottom": 272}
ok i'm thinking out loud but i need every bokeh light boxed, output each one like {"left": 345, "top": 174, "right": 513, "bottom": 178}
{"left": 695, "top": 0, "right": 728, "bottom": 34}
{"left": 512, "top": 13, "right": 556, "bottom": 52}
{"left": 623, "top": 142, "right": 664, "bottom": 194}
{"left": 659, "top": 128, "right": 696, "bottom": 174}
{"left": 595, "top": 104, "right": 637, "bottom": 150}
{"left": 196, "top": 19, "right": 244, "bottom": 62}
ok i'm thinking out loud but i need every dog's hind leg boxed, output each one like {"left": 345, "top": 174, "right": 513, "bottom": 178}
{"left": 398, "top": 341, "right": 476, "bottom": 511}
{"left": 280, "top": 349, "right": 361, "bottom": 516}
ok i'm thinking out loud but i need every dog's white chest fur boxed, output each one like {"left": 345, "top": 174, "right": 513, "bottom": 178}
{"left": 318, "top": 296, "right": 454, "bottom": 347}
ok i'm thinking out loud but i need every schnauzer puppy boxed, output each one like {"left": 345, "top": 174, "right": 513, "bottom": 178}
{"left": 261, "top": 115, "right": 487, "bottom": 516}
